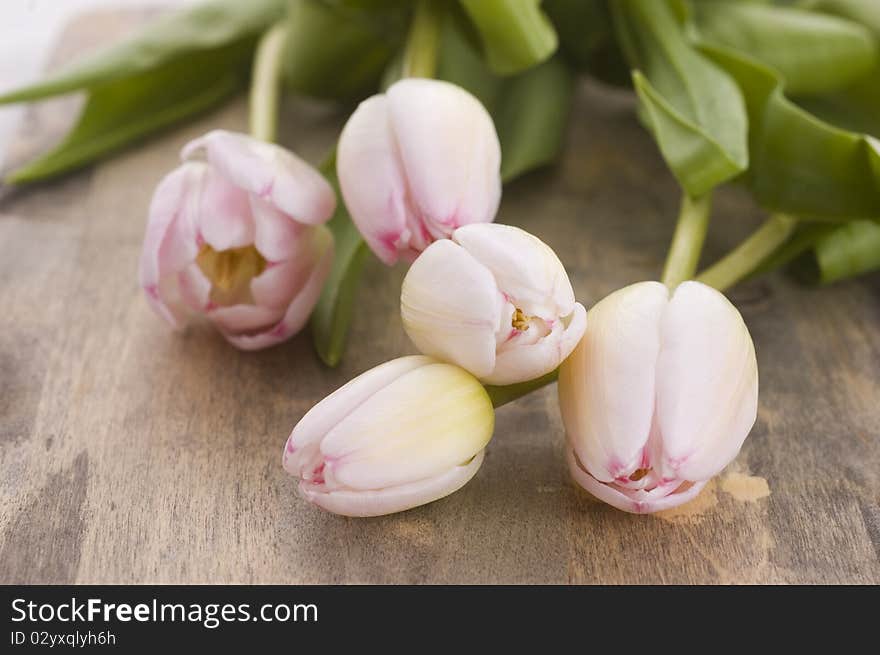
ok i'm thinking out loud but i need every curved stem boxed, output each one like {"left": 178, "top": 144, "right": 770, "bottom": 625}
{"left": 661, "top": 193, "right": 711, "bottom": 288}
{"left": 485, "top": 369, "right": 559, "bottom": 408}
{"left": 249, "top": 22, "right": 287, "bottom": 143}
{"left": 401, "top": 0, "right": 442, "bottom": 79}
{"left": 696, "top": 213, "right": 798, "bottom": 292}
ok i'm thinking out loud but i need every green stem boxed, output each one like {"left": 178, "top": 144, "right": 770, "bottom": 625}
{"left": 401, "top": 0, "right": 442, "bottom": 78}
{"left": 485, "top": 369, "right": 559, "bottom": 408}
{"left": 696, "top": 213, "right": 798, "bottom": 291}
{"left": 661, "top": 193, "right": 711, "bottom": 288}
{"left": 249, "top": 22, "right": 287, "bottom": 142}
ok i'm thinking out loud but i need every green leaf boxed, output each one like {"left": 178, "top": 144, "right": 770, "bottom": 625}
{"left": 803, "top": 0, "right": 880, "bottom": 35}
{"left": 438, "top": 8, "right": 574, "bottom": 183}
{"left": 458, "top": 0, "right": 558, "bottom": 75}
{"left": 542, "top": 0, "right": 630, "bottom": 86}
{"left": 310, "top": 156, "right": 370, "bottom": 367}
{"left": 495, "top": 57, "right": 574, "bottom": 182}
{"left": 0, "top": 0, "right": 286, "bottom": 104}
{"left": 700, "top": 43, "right": 880, "bottom": 220}
{"left": 282, "top": 0, "right": 409, "bottom": 100}
{"left": 5, "top": 42, "right": 251, "bottom": 184}
{"left": 611, "top": 0, "right": 749, "bottom": 197}
{"left": 692, "top": 1, "right": 877, "bottom": 96}
{"left": 798, "top": 220, "right": 880, "bottom": 284}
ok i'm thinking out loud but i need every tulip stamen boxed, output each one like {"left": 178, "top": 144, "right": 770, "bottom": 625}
{"left": 629, "top": 468, "right": 650, "bottom": 482}
{"left": 511, "top": 307, "right": 530, "bottom": 331}
{"left": 196, "top": 244, "right": 267, "bottom": 305}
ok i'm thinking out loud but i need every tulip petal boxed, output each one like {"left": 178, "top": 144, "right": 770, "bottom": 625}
{"left": 177, "top": 262, "right": 212, "bottom": 312}
{"left": 655, "top": 281, "right": 759, "bottom": 481}
{"left": 567, "top": 448, "right": 706, "bottom": 514}
{"left": 139, "top": 162, "right": 205, "bottom": 328}
{"left": 250, "top": 194, "right": 305, "bottom": 262}
{"left": 337, "top": 94, "right": 412, "bottom": 265}
{"left": 558, "top": 281, "right": 669, "bottom": 483}
{"left": 488, "top": 301, "right": 587, "bottom": 385}
{"left": 387, "top": 79, "right": 501, "bottom": 231}
{"left": 400, "top": 239, "right": 502, "bottom": 379}
{"left": 453, "top": 223, "right": 575, "bottom": 319}
{"left": 208, "top": 304, "right": 284, "bottom": 334}
{"left": 197, "top": 167, "right": 255, "bottom": 251}
{"left": 300, "top": 450, "right": 484, "bottom": 517}
{"left": 182, "top": 129, "right": 335, "bottom": 226}
{"left": 321, "top": 363, "right": 494, "bottom": 491}
{"left": 223, "top": 225, "right": 333, "bottom": 351}
{"left": 283, "top": 356, "right": 435, "bottom": 476}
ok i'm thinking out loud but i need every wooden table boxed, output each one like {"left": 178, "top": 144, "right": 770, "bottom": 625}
{"left": 1, "top": 11, "right": 878, "bottom": 584}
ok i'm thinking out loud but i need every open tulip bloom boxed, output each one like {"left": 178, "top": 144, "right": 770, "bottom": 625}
{"left": 337, "top": 78, "right": 502, "bottom": 265}
{"left": 401, "top": 223, "right": 587, "bottom": 385}
{"left": 283, "top": 356, "right": 495, "bottom": 517}
{"left": 559, "top": 281, "right": 759, "bottom": 514}
{"left": 140, "top": 130, "right": 336, "bottom": 350}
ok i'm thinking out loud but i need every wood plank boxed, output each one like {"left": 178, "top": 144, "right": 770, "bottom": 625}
{"left": 0, "top": 10, "right": 877, "bottom": 584}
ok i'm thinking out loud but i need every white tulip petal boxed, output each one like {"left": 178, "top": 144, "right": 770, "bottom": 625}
{"left": 177, "top": 262, "right": 212, "bottom": 312}
{"left": 282, "top": 356, "right": 434, "bottom": 476}
{"left": 452, "top": 223, "right": 575, "bottom": 319}
{"left": 655, "top": 281, "right": 759, "bottom": 481}
{"left": 321, "top": 363, "right": 494, "bottom": 491}
{"left": 337, "top": 94, "right": 412, "bottom": 265}
{"left": 567, "top": 448, "right": 706, "bottom": 514}
{"left": 387, "top": 78, "right": 500, "bottom": 230}
{"left": 401, "top": 239, "right": 502, "bottom": 378}
{"left": 197, "top": 167, "right": 255, "bottom": 251}
{"left": 250, "top": 194, "right": 305, "bottom": 263}
{"left": 559, "top": 281, "right": 669, "bottom": 483}
{"left": 486, "top": 302, "right": 587, "bottom": 385}
{"left": 300, "top": 450, "right": 484, "bottom": 517}
{"left": 182, "top": 129, "right": 335, "bottom": 226}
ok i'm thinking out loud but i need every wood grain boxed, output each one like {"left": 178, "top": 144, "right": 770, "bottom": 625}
{"left": 0, "top": 11, "right": 878, "bottom": 584}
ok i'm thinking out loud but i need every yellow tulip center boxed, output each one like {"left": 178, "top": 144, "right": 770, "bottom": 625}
{"left": 196, "top": 244, "right": 266, "bottom": 306}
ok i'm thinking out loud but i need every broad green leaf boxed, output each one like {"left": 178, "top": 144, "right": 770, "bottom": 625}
{"left": 310, "top": 157, "right": 369, "bottom": 367}
{"left": 282, "top": 0, "right": 409, "bottom": 100}
{"left": 438, "top": 8, "right": 574, "bottom": 183}
{"left": 803, "top": 0, "right": 880, "bottom": 34}
{"left": 693, "top": 1, "right": 877, "bottom": 96}
{"left": 0, "top": 0, "right": 285, "bottom": 104}
{"left": 542, "top": 0, "right": 630, "bottom": 86}
{"left": 495, "top": 57, "right": 574, "bottom": 182}
{"left": 800, "top": 220, "right": 880, "bottom": 284}
{"left": 458, "top": 0, "right": 558, "bottom": 75}
{"left": 700, "top": 43, "right": 880, "bottom": 219}
{"left": 5, "top": 42, "right": 251, "bottom": 184}
{"left": 611, "top": 0, "right": 749, "bottom": 197}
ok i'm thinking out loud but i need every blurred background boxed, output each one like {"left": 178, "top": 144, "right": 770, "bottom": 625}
{"left": 0, "top": 0, "right": 195, "bottom": 163}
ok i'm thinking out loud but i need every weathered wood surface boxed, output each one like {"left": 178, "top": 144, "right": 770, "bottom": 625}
{"left": 0, "top": 11, "right": 878, "bottom": 585}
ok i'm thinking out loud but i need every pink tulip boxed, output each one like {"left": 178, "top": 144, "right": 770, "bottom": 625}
{"left": 558, "top": 281, "right": 759, "bottom": 514}
{"left": 139, "top": 130, "right": 336, "bottom": 350}
{"left": 337, "top": 78, "right": 502, "bottom": 265}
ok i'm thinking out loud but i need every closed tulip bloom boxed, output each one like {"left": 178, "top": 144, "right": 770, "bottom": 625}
{"left": 400, "top": 223, "right": 587, "bottom": 385}
{"left": 559, "top": 281, "right": 758, "bottom": 514}
{"left": 337, "top": 78, "right": 501, "bottom": 265}
{"left": 140, "top": 130, "right": 335, "bottom": 350}
{"left": 282, "top": 356, "right": 494, "bottom": 517}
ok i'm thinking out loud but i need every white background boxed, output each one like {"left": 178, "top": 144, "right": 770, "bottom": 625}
{"left": 0, "top": 0, "right": 195, "bottom": 164}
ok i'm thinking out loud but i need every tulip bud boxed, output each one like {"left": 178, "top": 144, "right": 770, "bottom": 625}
{"left": 558, "top": 281, "right": 758, "bottom": 514}
{"left": 139, "top": 130, "right": 336, "bottom": 350}
{"left": 400, "top": 223, "right": 587, "bottom": 386}
{"left": 336, "top": 78, "right": 501, "bottom": 265}
{"left": 282, "top": 356, "right": 494, "bottom": 517}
